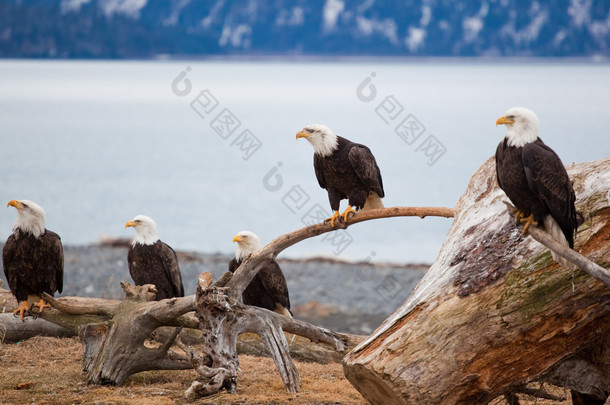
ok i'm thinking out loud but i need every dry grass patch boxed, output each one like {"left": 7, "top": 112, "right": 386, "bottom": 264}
{"left": 0, "top": 336, "right": 366, "bottom": 404}
{"left": 0, "top": 336, "right": 574, "bottom": 404}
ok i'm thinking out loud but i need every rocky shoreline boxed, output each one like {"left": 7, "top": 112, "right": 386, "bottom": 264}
{"left": 0, "top": 244, "right": 428, "bottom": 334}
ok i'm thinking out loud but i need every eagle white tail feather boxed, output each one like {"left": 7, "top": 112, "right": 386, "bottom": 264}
{"left": 362, "top": 192, "right": 384, "bottom": 211}
{"left": 274, "top": 304, "right": 293, "bottom": 318}
{"left": 544, "top": 215, "right": 572, "bottom": 269}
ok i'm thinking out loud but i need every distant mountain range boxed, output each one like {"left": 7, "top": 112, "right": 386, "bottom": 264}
{"left": 1, "top": 0, "right": 609, "bottom": 58}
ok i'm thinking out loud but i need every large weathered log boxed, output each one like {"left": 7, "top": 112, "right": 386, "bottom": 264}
{"left": 343, "top": 157, "right": 610, "bottom": 405}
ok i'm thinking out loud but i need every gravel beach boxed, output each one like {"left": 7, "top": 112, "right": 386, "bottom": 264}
{"left": 0, "top": 243, "right": 428, "bottom": 334}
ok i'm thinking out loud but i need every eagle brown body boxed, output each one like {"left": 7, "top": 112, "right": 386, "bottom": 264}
{"left": 228, "top": 257, "right": 292, "bottom": 315}
{"left": 127, "top": 241, "right": 184, "bottom": 300}
{"left": 314, "top": 136, "right": 385, "bottom": 213}
{"left": 125, "top": 215, "right": 184, "bottom": 301}
{"left": 231, "top": 231, "right": 292, "bottom": 317}
{"left": 3, "top": 229, "right": 64, "bottom": 302}
{"left": 297, "top": 124, "right": 385, "bottom": 226}
{"left": 496, "top": 137, "right": 577, "bottom": 247}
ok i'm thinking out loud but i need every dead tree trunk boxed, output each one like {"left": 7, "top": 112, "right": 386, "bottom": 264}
{"left": 181, "top": 273, "right": 304, "bottom": 399}
{"left": 343, "top": 157, "right": 610, "bottom": 405}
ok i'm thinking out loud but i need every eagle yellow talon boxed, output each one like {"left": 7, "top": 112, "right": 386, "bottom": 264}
{"left": 31, "top": 298, "right": 51, "bottom": 314}
{"left": 513, "top": 209, "right": 526, "bottom": 224}
{"left": 326, "top": 211, "right": 341, "bottom": 227}
{"left": 341, "top": 206, "right": 355, "bottom": 223}
{"left": 519, "top": 214, "right": 538, "bottom": 235}
{"left": 13, "top": 301, "right": 30, "bottom": 321}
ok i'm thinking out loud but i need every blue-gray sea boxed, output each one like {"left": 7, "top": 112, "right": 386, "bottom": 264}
{"left": 1, "top": 60, "right": 609, "bottom": 264}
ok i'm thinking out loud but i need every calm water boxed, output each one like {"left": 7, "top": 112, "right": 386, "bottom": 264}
{"left": 0, "top": 60, "right": 608, "bottom": 263}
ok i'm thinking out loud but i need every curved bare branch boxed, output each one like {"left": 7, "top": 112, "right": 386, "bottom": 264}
{"left": 226, "top": 206, "right": 455, "bottom": 297}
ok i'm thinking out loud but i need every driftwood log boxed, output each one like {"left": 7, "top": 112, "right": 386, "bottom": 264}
{"left": 177, "top": 206, "right": 455, "bottom": 400}
{"left": 343, "top": 157, "right": 610, "bottom": 405}
{"left": 14, "top": 282, "right": 357, "bottom": 387}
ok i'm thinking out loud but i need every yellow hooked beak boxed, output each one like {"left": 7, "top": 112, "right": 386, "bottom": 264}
{"left": 496, "top": 116, "right": 515, "bottom": 126}
{"left": 7, "top": 200, "right": 23, "bottom": 210}
{"left": 125, "top": 220, "right": 137, "bottom": 228}
{"left": 233, "top": 234, "right": 241, "bottom": 243}
{"left": 296, "top": 130, "right": 310, "bottom": 140}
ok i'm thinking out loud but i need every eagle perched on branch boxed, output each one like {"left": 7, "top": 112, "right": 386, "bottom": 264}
{"left": 495, "top": 107, "right": 577, "bottom": 266}
{"left": 3, "top": 199, "right": 63, "bottom": 320}
{"left": 230, "top": 231, "right": 292, "bottom": 317}
{"left": 297, "top": 124, "right": 385, "bottom": 226}
{"left": 125, "top": 215, "right": 184, "bottom": 300}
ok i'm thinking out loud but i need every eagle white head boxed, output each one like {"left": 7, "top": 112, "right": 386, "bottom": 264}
{"left": 125, "top": 215, "right": 159, "bottom": 246}
{"left": 496, "top": 107, "right": 540, "bottom": 148}
{"left": 296, "top": 124, "right": 339, "bottom": 157}
{"left": 8, "top": 199, "right": 46, "bottom": 238}
{"left": 233, "top": 230, "right": 261, "bottom": 261}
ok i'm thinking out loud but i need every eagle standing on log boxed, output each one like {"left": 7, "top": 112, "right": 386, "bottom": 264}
{"left": 495, "top": 107, "right": 577, "bottom": 264}
{"left": 125, "top": 215, "right": 184, "bottom": 300}
{"left": 230, "top": 231, "right": 292, "bottom": 317}
{"left": 297, "top": 124, "right": 385, "bottom": 227}
{"left": 2, "top": 200, "right": 63, "bottom": 320}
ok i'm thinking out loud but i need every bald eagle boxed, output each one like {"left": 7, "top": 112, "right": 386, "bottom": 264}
{"left": 2, "top": 200, "right": 63, "bottom": 320}
{"left": 495, "top": 107, "right": 577, "bottom": 264}
{"left": 297, "top": 124, "right": 384, "bottom": 226}
{"left": 125, "top": 215, "right": 184, "bottom": 300}
{"left": 230, "top": 231, "right": 292, "bottom": 317}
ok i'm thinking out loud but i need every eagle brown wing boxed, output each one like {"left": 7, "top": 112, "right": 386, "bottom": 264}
{"left": 228, "top": 257, "right": 239, "bottom": 273}
{"left": 2, "top": 234, "right": 18, "bottom": 293}
{"left": 257, "top": 261, "right": 291, "bottom": 311}
{"left": 44, "top": 230, "right": 64, "bottom": 294}
{"left": 159, "top": 242, "right": 184, "bottom": 297}
{"left": 522, "top": 139, "right": 577, "bottom": 247}
{"left": 348, "top": 145, "right": 385, "bottom": 198}
{"left": 313, "top": 154, "right": 327, "bottom": 190}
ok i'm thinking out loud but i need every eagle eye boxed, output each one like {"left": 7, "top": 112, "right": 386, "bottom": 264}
{"left": 307, "top": 128, "right": 314, "bottom": 133}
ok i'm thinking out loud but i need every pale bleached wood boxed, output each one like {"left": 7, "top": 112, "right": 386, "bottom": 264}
{"left": 226, "top": 206, "right": 454, "bottom": 300}
{"left": 343, "top": 157, "right": 610, "bottom": 405}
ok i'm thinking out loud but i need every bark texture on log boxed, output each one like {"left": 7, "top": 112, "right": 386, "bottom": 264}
{"left": 0, "top": 313, "right": 73, "bottom": 342}
{"left": 79, "top": 283, "right": 196, "bottom": 385}
{"left": 343, "top": 157, "right": 610, "bottom": 405}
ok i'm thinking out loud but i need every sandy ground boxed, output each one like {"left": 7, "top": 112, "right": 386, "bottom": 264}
{"left": 0, "top": 336, "right": 366, "bottom": 404}
{"left": 0, "top": 335, "right": 577, "bottom": 405}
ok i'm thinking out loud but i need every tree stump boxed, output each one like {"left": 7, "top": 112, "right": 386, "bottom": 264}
{"left": 343, "top": 157, "right": 610, "bottom": 404}
{"left": 182, "top": 272, "right": 350, "bottom": 400}
{"left": 37, "top": 282, "right": 197, "bottom": 385}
